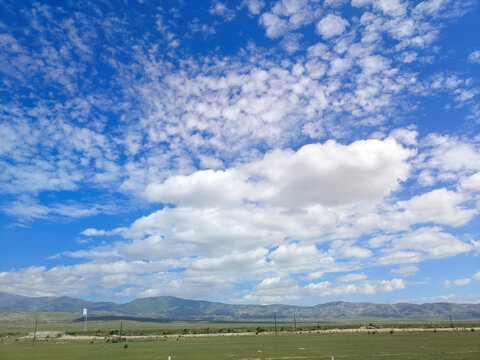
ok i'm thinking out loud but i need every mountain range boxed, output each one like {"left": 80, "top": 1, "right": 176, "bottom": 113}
{"left": 1, "top": 292, "right": 479, "bottom": 321}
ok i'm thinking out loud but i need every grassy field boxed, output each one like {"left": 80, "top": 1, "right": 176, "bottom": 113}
{"left": 1, "top": 331, "right": 479, "bottom": 360}
{"left": 2, "top": 312, "right": 479, "bottom": 337}
{"left": 1, "top": 313, "right": 479, "bottom": 359}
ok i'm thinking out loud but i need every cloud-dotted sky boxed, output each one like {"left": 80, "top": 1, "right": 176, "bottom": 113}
{"left": 1, "top": 0, "right": 479, "bottom": 305}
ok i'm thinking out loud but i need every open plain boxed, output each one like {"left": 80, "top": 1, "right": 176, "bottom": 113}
{"left": 1, "top": 319, "right": 479, "bottom": 360}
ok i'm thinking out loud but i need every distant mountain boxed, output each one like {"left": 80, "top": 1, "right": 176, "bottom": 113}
{"left": 1, "top": 291, "right": 479, "bottom": 321}
{"left": 0, "top": 292, "right": 117, "bottom": 314}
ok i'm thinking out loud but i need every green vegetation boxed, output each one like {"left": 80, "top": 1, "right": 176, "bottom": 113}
{"left": 1, "top": 331, "right": 479, "bottom": 360}
{"left": 1, "top": 312, "right": 479, "bottom": 338}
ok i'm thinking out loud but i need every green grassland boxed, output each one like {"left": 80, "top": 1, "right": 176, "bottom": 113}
{"left": 1, "top": 331, "right": 479, "bottom": 360}
{"left": 2, "top": 311, "right": 479, "bottom": 337}
{"left": 1, "top": 312, "right": 479, "bottom": 359}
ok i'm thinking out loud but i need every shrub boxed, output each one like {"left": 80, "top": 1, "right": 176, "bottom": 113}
{"left": 110, "top": 337, "right": 126, "bottom": 343}
{"left": 124, "top": 344, "right": 128, "bottom": 349}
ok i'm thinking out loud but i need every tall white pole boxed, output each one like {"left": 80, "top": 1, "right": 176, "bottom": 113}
{"left": 83, "top": 308, "right": 88, "bottom": 331}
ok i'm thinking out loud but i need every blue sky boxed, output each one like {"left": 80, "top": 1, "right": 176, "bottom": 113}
{"left": 1, "top": 0, "right": 479, "bottom": 305}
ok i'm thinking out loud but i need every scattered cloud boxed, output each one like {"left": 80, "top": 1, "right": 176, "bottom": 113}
{"left": 305, "top": 278, "right": 406, "bottom": 297}
{"left": 391, "top": 265, "right": 419, "bottom": 277}
{"left": 243, "top": 0, "right": 265, "bottom": 15}
{"left": 0, "top": 0, "right": 479, "bottom": 304}
{"left": 209, "top": 2, "right": 236, "bottom": 22}
{"left": 316, "top": 14, "right": 349, "bottom": 39}
{"left": 337, "top": 273, "right": 367, "bottom": 282}
{"left": 444, "top": 278, "right": 472, "bottom": 287}
{"left": 467, "top": 50, "right": 480, "bottom": 64}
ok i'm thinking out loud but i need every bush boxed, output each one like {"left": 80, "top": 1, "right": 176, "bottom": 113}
{"left": 109, "top": 337, "right": 126, "bottom": 343}
{"left": 124, "top": 344, "right": 128, "bottom": 349}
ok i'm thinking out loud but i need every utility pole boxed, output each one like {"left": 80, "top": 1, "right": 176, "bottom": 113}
{"left": 32, "top": 320, "right": 38, "bottom": 345}
{"left": 294, "top": 315, "right": 297, "bottom": 334}
{"left": 120, "top": 320, "right": 123, "bottom": 337}
{"left": 449, "top": 315, "right": 454, "bottom": 329}
{"left": 274, "top": 314, "right": 277, "bottom": 338}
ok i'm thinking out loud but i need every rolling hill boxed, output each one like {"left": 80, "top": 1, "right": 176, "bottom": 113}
{"left": 1, "top": 291, "right": 479, "bottom": 321}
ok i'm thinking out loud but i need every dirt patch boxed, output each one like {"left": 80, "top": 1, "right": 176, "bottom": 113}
{"left": 22, "top": 331, "right": 61, "bottom": 339}
{"left": 55, "top": 326, "right": 480, "bottom": 341}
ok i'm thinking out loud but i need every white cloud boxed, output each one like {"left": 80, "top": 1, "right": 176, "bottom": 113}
{"left": 254, "top": 276, "right": 299, "bottom": 295}
{"left": 2, "top": 0, "right": 480, "bottom": 304}
{"left": 390, "top": 265, "right": 419, "bottom": 277}
{"left": 145, "top": 138, "right": 414, "bottom": 208}
{"left": 328, "top": 57, "right": 352, "bottom": 76}
{"left": 243, "top": 0, "right": 265, "bottom": 15}
{"left": 0, "top": 259, "right": 179, "bottom": 298}
{"left": 404, "top": 293, "right": 480, "bottom": 304}
{"left": 413, "top": 0, "right": 446, "bottom": 17}
{"left": 473, "top": 272, "right": 480, "bottom": 281}
{"left": 258, "top": 0, "right": 318, "bottom": 40}
{"left": 453, "top": 278, "right": 471, "bottom": 286}
{"left": 272, "top": 0, "right": 318, "bottom": 28}
{"left": 324, "top": 0, "right": 348, "bottom": 7}
{"left": 260, "top": 12, "right": 288, "bottom": 38}
{"left": 389, "top": 127, "right": 418, "bottom": 146}
{"left": 417, "top": 134, "right": 480, "bottom": 182}
{"left": 305, "top": 271, "right": 324, "bottom": 280}
{"left": 280, "top": 32, "right": 303, "bottom": 53}
{"left": 306, "top": 278, "right": 405, "bottom": 296}
{"left": 209, "top": 2, "right": 236, "bottom": 21}
{"left": 189, "top": 248, "right": 268, "bottom": 274}
{"left": 444, "top": 277, "right": 472, "bottom": 287}
{"left": 459, "top": 172, "right": 480, "bottom": 192}
{"left": 232, "top": 293, "right": 300, "bottom": 304}
{"left": 368, "top": 234, "right": 394, "bottom": 248}
{"left": 358, "top": 55, "right": 390, "bottom": 75}
{"left": 316, "top": 14, "right": 349, "bottom": 39}
{"left": 379, "top": 250, "right": 424, "bottom": 265}
{"left": 81, "top": 228, "right": 126, "bottom": 237}
{"left": 352, "top": 0, "right": 407, "bottom": 17}
{"left": 3, "top": 198, "right": 115, "bottom": 221}
{"left": 388, "top": 227, "right": 472, "bottom": 259}
{"left": 468, "top": 50, "right": 480, "bottom": 64}
{"left": 268, "top": 243, "right": 333, "bottom": 273}
{"left": 144, "top": 169, "right": 248, "bottom": 207}
{"left": 389, "top": 188, "right": 477, "bottom": 230}
{"left": 330, "top": 241, "right": 373, "bottom": 259}
{"left": 337, "top": 273, "right": 367, "bottom": 282}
